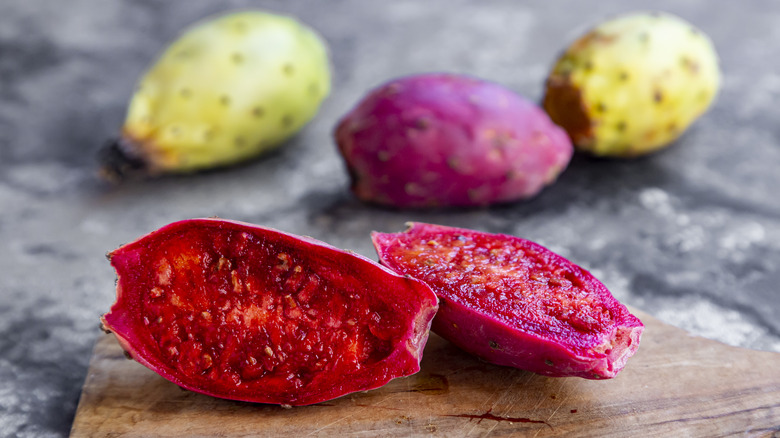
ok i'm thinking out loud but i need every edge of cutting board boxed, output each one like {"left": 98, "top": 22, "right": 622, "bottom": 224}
{"left": 70, "top": 308, "right": 780, "bottom": 437}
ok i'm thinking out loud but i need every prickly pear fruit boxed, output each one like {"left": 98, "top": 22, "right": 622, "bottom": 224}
{"left": 372, "top": 222, "right": 643, "bottom": 379}
{"left": 100, "top": 11, "right": 331, "bottom": 180}
{"left": 543, "top": 12, "right": 720, "bottom": 157}
{"left": 101, "top": 218, "right": 438, "bottom": 405}
{"left": 335, "top": 73, "right": 573, "bottom": 208}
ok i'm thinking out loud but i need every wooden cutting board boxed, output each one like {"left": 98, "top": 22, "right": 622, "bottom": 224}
{"left": 70, "top": 309, "right": 780, "bottom": 437}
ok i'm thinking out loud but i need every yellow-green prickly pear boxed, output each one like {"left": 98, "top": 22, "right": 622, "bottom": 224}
{"left": 101, "top": 10, "right": 331, "bottom": 180}
{"left": 543, "top": 12, "right": 720, "bottom": 157}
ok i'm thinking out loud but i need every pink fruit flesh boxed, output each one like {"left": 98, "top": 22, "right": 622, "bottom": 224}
{"left": 102, "top": 218, "right": 438, "bottom": 405}
{"left": 335, "top": 73, "right": 573, "bottom": 208}
{"left": 372, "top": 222, "right": 643, "bottom": 379}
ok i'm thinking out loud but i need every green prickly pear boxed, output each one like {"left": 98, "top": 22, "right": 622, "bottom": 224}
{"left": 543, "top": 12, "right": 720, "bottom": 157}
{"left": 100, "top": 10, "right": 331, "bottom": 180}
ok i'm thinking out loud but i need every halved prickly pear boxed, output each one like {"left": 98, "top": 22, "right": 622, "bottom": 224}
{"left": 372, "top": 222, "right": 643, "bottom": 379}
{"left": 335, "top": 73, "right": 573, "bottom": 208}
{"left": 101, "top": 218, "right": 438, "bottom": 405}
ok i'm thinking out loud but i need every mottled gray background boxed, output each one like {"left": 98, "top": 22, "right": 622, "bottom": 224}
{"left": 1, "top": 0, "right": 779, "bottom": 436}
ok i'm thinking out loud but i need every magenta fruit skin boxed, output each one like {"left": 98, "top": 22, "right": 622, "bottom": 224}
{"left": 334, "top": 73, "right": 573, "bottom": 208}
{"left": 372, "top": 222, "right": 644, "bottom": 379}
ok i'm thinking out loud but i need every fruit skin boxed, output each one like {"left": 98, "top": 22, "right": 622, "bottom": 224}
{"left": 335, "top": 73, "right": 573, "bottom": 208}
{"left": 543, "top": 12, "right": 720, "bottom": 157}
{"left": 372, "top": 222, "right": 643, "bottom": 379}
{"left": 100, "top": 10, "right": 331, "bottom": 180}
{"left": 101, "top": 218, "right": 438, "bottom": 405}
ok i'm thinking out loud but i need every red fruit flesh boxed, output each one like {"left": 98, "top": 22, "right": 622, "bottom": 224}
{"left": 372, "top": 223, "right": 643, "bottom": 379}
{"left": 102, "top": 218, "right": 438, "bottom": 405}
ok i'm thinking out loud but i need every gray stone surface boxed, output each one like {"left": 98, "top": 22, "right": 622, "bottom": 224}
{"left": 0, "top": 0, "right": 778, "bottom": 436}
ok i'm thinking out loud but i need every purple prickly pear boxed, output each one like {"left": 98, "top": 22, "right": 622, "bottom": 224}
{"left": 335, "top": 74, "right": 573, "bottom": 208}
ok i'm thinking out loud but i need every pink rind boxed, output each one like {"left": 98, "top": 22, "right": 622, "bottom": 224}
{"left": 101, "top": 218, "right": 439, "bottom": 405}
{"left": 371, "top": 222, "right": 644, "bottom": 379}
{"left": 431, "top": 297, "right": 642, "bottom": 379}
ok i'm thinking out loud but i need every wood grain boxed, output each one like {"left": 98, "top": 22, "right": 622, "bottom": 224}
{"left": 70, "top": 309, "right": 780, "bottom": 437}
